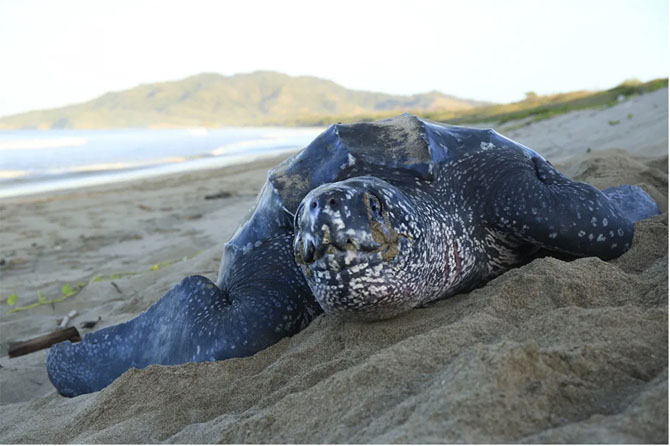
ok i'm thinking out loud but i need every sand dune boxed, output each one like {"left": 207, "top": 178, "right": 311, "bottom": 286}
{"left": 0, "top": 89, "right": 667, "bottom": 443}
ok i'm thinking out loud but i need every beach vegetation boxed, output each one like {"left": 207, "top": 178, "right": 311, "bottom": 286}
{"left": 94, "top": 272, "right": 131, "bottom": 282}
{"left": 5, "top": 251, "right": 204, "bottom": 315}
{"left": 525, "top": 91, "right": 538, "bottom": 101}
{"left": 61, "top": 284, "right": 78, "bottom": 297}
{"left": 149, "top": 261, "right": 173, "bottom": 271}
{"left": 619, "top": 77, "right": 643, "bottom": 87}
{"left": 6, "top": 283, "right": 86, "bottom": 314}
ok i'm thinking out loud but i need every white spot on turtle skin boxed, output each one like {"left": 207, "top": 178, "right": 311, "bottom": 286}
{"left": 602, "top": 218, "right": 608, "bottom": 227}
{"left": 548, "top": 232, "right": 557, "bottom": 239}
{"left": 588, "top": 233, "right": 594, "bottom": 241}
{"left": 347, "top": 154, "right": 356, "bottom": 167}
{"left": 578, "top": 230, "right": 586, "bottom": 237}
{"left": 617, "top": 228, "right": 625, "bottom": 236}
{"left": 597, "top": 234, "right": 606, "bottom": 242}
{"left": 591, "top": 217, "right": 598, "bottom": 227}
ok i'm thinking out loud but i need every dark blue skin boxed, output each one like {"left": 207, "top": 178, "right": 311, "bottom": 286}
{"left": 46, "top": 114, "right": 659, "bottom": 397}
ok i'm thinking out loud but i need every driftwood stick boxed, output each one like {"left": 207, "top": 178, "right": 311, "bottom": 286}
{"left": 8, "top": 327, "right": 81, "bottom": 358}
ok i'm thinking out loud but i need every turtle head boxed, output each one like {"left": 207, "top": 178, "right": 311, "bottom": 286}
{"left": 293, "top": 176, "right": 423, "bottom": 320}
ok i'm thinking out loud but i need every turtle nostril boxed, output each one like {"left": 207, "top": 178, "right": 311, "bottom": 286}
{"left": 311, "top": 201, "right": 317, "bottom": 209}
{"left": 328, "top": 198, "right": 337, "bottom": 207}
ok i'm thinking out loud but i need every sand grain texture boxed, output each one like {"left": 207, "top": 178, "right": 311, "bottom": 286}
{"left": 0, "top": 89, "right": 667, "bottom": 443}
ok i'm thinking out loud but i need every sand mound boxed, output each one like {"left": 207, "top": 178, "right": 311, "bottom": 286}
{"left": 0, "top": 149, "right": 667, "bottom": 443}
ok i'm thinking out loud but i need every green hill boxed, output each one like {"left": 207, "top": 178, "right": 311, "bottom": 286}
{"left": 0, "top": 71, "right": 488, "bottom": 129}
{"left": 296, "top": 78, "right": 669, "bottom": 127}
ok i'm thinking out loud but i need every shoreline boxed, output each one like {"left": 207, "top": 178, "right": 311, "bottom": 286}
{"left": 0, "top": 147, "right": 302, "bottom": 201}
{"left": 0, "top": 125, "right": 326, "bottom": 200}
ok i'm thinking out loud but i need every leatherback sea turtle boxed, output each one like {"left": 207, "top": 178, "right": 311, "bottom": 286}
{"left": 46, "top": 114, "right": 659, "bottom": 397}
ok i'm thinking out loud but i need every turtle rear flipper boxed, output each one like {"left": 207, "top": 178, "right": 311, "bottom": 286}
{"left": 490, "top": 155, "right": 647, "bottom": 260}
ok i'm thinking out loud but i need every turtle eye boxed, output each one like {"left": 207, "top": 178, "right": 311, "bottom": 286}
{"left": 367, "top": 194, "right": 383, "bottom": 218}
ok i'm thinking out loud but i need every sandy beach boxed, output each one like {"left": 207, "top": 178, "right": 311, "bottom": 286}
{"left": 0, "top": 88, "right": 667, "bottom": 443}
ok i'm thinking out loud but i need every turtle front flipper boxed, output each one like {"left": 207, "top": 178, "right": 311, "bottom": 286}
{"left": 600, "top": 184, "right": 660, "bottom": 223}
{"left": 47, "top": 233, "right": 319, "bottom": 397}
{"left": 489, "top": 154, "right": 657, "bottom": 260}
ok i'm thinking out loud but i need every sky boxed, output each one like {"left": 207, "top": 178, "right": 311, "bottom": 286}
{"left": 0, "top": 0, "right": 667, "bottom": 118}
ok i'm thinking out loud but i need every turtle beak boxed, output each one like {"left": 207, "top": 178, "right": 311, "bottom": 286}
{"left": 294, "top": 230, "right": 319, "bottom": 265}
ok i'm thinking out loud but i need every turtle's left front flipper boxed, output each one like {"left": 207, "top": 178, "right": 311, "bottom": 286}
{"left": 46, "top": 276, "right": 246, "bottom": 397}
{"left": 47, "top": 233, "right": 319, "bottom": 398}
{"left": 490, "top": 154, "right": 659, "bottom": 260}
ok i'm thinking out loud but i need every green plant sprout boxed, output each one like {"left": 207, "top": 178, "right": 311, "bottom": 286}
{"left": 7, "top": 283, "right": 86, "bottom": 314}
{"left": 4, "top": 251, "right": 204, "bottom": 315}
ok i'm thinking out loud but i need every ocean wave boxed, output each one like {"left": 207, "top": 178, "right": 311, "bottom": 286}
{"left": 210, "top": 138, "right": 274, "bottom": 156}
{"left": 0, "top": 149, "right": 302, "bottom": 199}
{"left": 186, "top": 128, "right": 208, "bottom": 136}
{"left": 46, "top": 156, "right": 191, "bottom": 175}
{"left": 0, "top": 170, "right": 31, "bottom": 179}
{"left": 0, "top": 137, "right": 88, "bottom": 151}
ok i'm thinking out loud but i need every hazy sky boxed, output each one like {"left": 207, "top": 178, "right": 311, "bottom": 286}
{"left": 0, "top": 0, "right": 667, "bottom": 117}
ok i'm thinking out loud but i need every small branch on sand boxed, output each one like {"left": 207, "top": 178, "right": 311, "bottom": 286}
{"left": 8, "top": 327, "right": 81, "bottom": 358}
{"left": 204, "top": 191, "right": 232, "bottom": 200}
{"left": 110, "top": 281, "right": 122, "bottom": 294}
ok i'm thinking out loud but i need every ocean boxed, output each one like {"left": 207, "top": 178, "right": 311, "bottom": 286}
{"left": 0, "top": 127, "right": 324, "bottom": 198}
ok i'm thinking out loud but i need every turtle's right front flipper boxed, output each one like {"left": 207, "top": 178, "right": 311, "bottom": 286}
{"left": 47, "top": 233, "right": 319, "bottom": 397}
